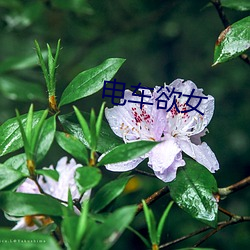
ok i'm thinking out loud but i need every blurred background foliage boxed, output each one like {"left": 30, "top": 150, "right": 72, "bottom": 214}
{"left": 0, "top": 0, "right": 249, "bottom": 249}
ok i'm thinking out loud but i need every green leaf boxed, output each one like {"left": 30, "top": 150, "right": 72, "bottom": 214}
{"left": 96, "top": 102, "right": 106, "bottom": 140}
{"left": 83, "top": 205, "right": 136, "bottom": 250}
{"left": 0, "top": 228, "right": 60, "bottom": 250}
{"left": 36, "top": 116, "right": 56, "bottom": 162}
{"left": 62, "top": 215, "right": 80, "bottom": 250}
{"left": 213, "top": 16, "right": 250, "bottom": 65}
{"left": 97, "top": 141, "right": 158, "bottom": 166}
{"left": 0, "top": 76, "right": 46, "bottom": 102}
{"left": 127, "top": 226, "right": 151, "bottom": 248}
{"left": 91, "top": 176, "right": 132, "bottom": 213}
{"left": 73, "top": 106, "right": 91, "bottom": 147}
{"left": 157, "top": 201, "right": 174, "bottom": 244}
{"left": 59, "top": 112, "right": 123, "bottom": 153}
{"left": 59, "top": 58, "right": 125, "bottom": 106}
{"left": 0, "top": 192, "right": 65, "bottom": 216}
{"left": 0, "top": 164, "right": 27, "bottom": 190}
{"left": 221, "top": 0, "right": 250, "bottom": 11}
{"left": 89, "top": 108, "right": 97, "bottom": 150}
{"left": 168, "top": 159, "right": 218, "bottom": 227}
{"left": 4, "top": 153, "right": 28, "bottom": 175}
{"left": 36, "top": 169, "right": 59, "bottom": 181}
{"left": 75, "top": 167, "right": 102, "bottom": 194}
{"left": 56, "top": 131, "right": 89, "bottom": 165}
{"left": 0, "top": 111, "right": 44, "bottom": 157}
{"left": 142, "top": 200, "right": 157, "bottom": 245}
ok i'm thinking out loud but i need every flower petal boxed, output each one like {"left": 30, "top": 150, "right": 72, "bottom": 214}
{"left": 179, "top": 139, "right": 219, "bottom": 173}
{"left": 16, "top": 178, "right": 40, "bottom": 194}
{"left": 105, "top": 90, "right": 166, "bottom": 142}
{"left": 164, "top": 79, "right": 214, "bottom": 137}
{"left": 148, "top": 137, "right": 185, "bottom": 182}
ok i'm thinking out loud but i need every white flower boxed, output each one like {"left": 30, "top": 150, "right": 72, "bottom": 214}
{"left": 12, "top": 157, "right": 90, "bottom": 231}
{"left": 103, "top": 79, "right": 219, "bottom": 182}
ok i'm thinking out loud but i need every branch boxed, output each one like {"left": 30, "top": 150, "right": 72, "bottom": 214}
{"left": 218, "top": 176, "right": 250, "bottom": 198}
{"left": 193, "top": 216, "right": 250, "bottom": 247}
{"left": 211, "top": 0, "right": 250, "bottom": 66}
{"left": 136, "top": 186, "right": 169, "bottom": 215}
{"left": 159, "top": 216, "right": 250, "bottom": 249}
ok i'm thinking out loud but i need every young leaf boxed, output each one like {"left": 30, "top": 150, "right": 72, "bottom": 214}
{"left": 59, "top": 112, "right": 123, "bottom": 153}
{"left": 96, "top": 102, "right": 106, "bottom": 140}
{"left": 83, "top": 205, "right": 137, "bottom": 250}
{"left": 142, "top": 200, "right": 157, "bottom": 245}
{"left": 61, "top": 215, "right": 80, "bottom": 250}
{"left": 36, "top": 115, "right": 56, "bottom": 162}
{"left": 156, "top": 201, "right": 174, "bottom": 244}
{"left": 0, "top": 228, "right": 61, "bottom": 250}
{"left": 59, "top": 58, "right": 126, "bottom": 106}
{"left": 75, "top": 200, "right": 89, "bottom": 248}
{"left": 73, "top": 106, "right": 91, "bottom": 146}
{"left": 0, "top": 111, "right": 44, "bottom": 157}
{"left": 91, "top": 176, "right": 132, "bottom": 213}
{"left": 97, "top": 141, "right": 159, "bottom": 166}
{"left": 168, "top": 159, "right": 218, "bottom": 227}
{"left": 56, "top": 131, "right": 89, "bottom": 165}
{"left": 213, "top": 16, "right": 250, "bottom": 65}
{"left": 89, "top": 108, "right": 97, "bottom": 150}
{"left": 75, "top": 167, "right": 102, "bottom": 194}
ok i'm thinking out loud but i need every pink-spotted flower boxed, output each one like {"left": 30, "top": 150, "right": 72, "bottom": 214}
{"left": 103, "top": 79, "right": 219, "bottom": 182}
{"left": 11, "top": 157, "right": 90, "bottom": 231}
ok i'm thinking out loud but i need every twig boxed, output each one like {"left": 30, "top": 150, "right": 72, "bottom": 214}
{"left": 134, "top": 169, "right": 157, "bottom": 178}
{"left": 193, "top": 216, "right": 250, "bottom": 247}
{"left": 218, "top": 206, "right": 235, "bottom": 218}
{"left": 218, "top": 176, "right": 250, "bottom": 198}
{"left": 211, "top": 0, "right": 250, "bottom": 66}
{"left": 159, "top": 224, "right": 211, "bottom": 249}
{"left": 159, "top": 216, "right": 250, "bottom": 249}
{"left": 136, "top": 186, "right": 169, "bottom": 215}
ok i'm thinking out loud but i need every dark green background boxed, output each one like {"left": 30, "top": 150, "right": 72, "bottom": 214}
{"left": 0, "top": 0, "right": 249, "bottom": 249}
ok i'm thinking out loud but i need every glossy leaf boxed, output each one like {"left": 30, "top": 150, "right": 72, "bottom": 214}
{"left": 59, "top": 58, "right": 125, "bottom": 106}
{"left": 4, "top": 153, "right": 28, "bottom": 175}
{"left": 59, "top": 113, "right": 123, "bottom": 153}
{"left": 56, "top": 131, "right": 89, "bottom": 165}
{"left": 221, "top": 0, "right": 250, "bottom": 11}
{"left": 75, "top": 167, "right": 102, "bottom": 194}
{"left": 0, "top": 164, "right": 27, "bottom": 190}
{"left": 0, "top": 192, "right": 65, "bottom": 216}
{"left": 213, "top": 16, "right": 250, "bottom": 65}
{"left": 168, "top": 159, "right": 218, "bottom": 227}
{"left": 91, "top": 176, "right": 132, "bottom": 213}
{"left": 97, "top": 141, "right": 158, "bottom": 166}
{"left": 83, "top": 205, "right": 137, "bottom": 250}
{"left": 0, "top": 111, "right": 44, "bottom": 157}
{"left": 36, "top": 116, "right": 55, "bottom": 162}
{"left": 0, "top": 76, "right": 45, "bottom": 102}
{"left": 0, "top": 228, "right": 60, "bottom": 250}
